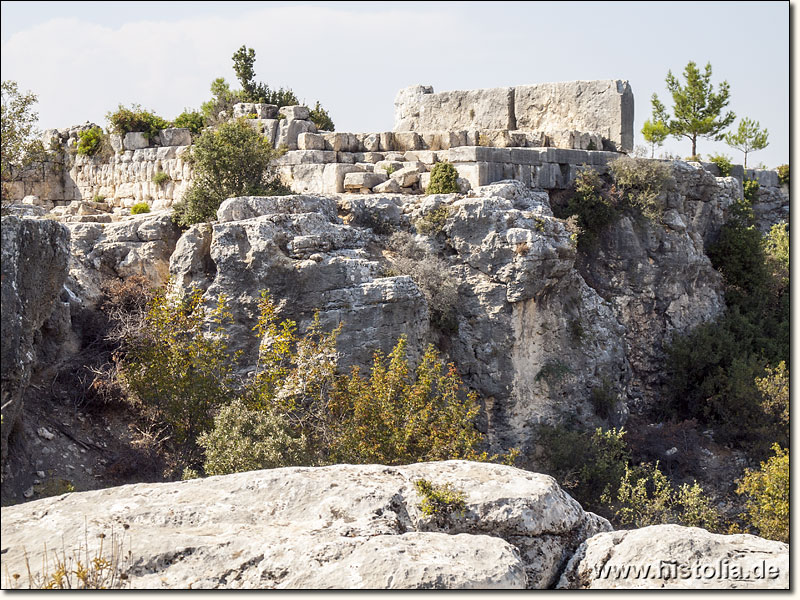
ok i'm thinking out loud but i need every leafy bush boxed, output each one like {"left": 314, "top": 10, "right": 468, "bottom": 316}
{"left": 776, "top": 164, "right": 789, "bottom": 185}
{"left": 172, "top": 109, "right": 205, "bottom": 136}
{"left": 198, "top": 399, "right": 309, "bottom": 475}
{"left": 736, "top": 443, "right": 788, "bottom": 542}
{"left": 742, "top": 177, "right": 760, "bottom": 204}
{"left": 606, "top": 462, "right": 719, "bottom": 530}
{"left": 118, "top": 288, "right": 237, "bottom": 457}
{"left": 386, "top": 232, "right": 459, "bottom": 332}
{"left": 755, "top": 361, "right": 788, "bottom": 426}
{"left": 414, "top": 479, "right": 467, "bottom": 523}
{"left": 309, "top": 101, "right": 334, "bottom": 131}
{"left": 564, "top": 168, "right": 616, "bottom": 248}
{"left": 171, "top": 118, "right": 289, "bottom": 227}
{"left": 590, "top": 379, "right": 618, "bottom": 421}
{"left": 535, "top": 425, "right": 630, "bottom": 517}
{"left": 76, "top": 126, "right": 105, "bottom": 156}
{"left": 426, "top": 162, "right": 460, "bottom": 194}
{"left": 130, "top": 202, "right": 150, "bottom": 215}
{"left": 608, "top": 156, "right": 672, "bottom": 220}
{"left": 708, "top": 153, "right": 733, "bottom": 176}
{"left": 415, "top": 205, "right": 451, "bottom": 236}
{"left": 106, "top": 104, "right": 170, "bottom": 141}
{"left": 152, "top": 171, "right": 170, "bottom": 186}
{"left": 328, "top": 337, "right": 486, "bottom": 465}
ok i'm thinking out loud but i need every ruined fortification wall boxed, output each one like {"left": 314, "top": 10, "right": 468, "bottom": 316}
{"left": 394, "top": 80, "right": 634, "bottom": 152}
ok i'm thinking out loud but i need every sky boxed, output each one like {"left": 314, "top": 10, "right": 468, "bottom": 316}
{"left": 0, "top": 1, "right": 791, "bottom": 167}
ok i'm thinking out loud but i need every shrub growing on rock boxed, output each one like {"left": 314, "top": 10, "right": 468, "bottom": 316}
{"left": 608, "top": 156, "right": 672, "bottom": 220}
{"left": 106, "top": 104, "right": 170, "bottom": 140}
{"left": 309, "top": 101, "right": 334, "bottom": 131}
{"left": 708, "top": 153, "right": 733, "bottom": 176}
{"left": 171, "top": 118, "right": 289, "bottom": 227}
{"left": 414, "top": 479, "right": 467, "bottom": 524}
{"left": 130, "top": 202, "right": 150, "bottom": 215}
{"left": 564, "top": 167, "right": 616, "bottom": 248}
{"left": 118, "top": 287, "right": 237, "bottom": 457}
{"left": 742, "top": 177, "right": 760, "bottom": 204}
{"left": 415, "top": 205, "right": 452, "bottom": 236}
{"left": 776, "top": 164, "right": 789, "bottom": 185}
{"left": 76, "top": 126, "right": 105, "bottom": 157}
{"left": 152, "top": 171, "right": 170, "bottom": 186}
{"left": 172, "top": 109, "right": 205, "bottom": 136}
{"left": 736, "top": 443, "right": 788, "bottom": 542}
{"left": 426, "top": 162, "right": 460, "bottom": 194}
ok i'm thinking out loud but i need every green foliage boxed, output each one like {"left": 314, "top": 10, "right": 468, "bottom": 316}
{"left": 118, "top": 287, "right": 237, "bottom": 456}
{"left": 329, "top": 337, "right": 486, "bottom": 465}
{"left": 742, "top": 177, "right": 760, "bottom": 204}
{"left": 414, "top": 479, "right": 467, "bottom": 521}
{"left": 152, "top": 171, "right": 170, "bottom": 186}
{"left": 171, "top": 118, "right": 288, "bottom": 227}
{"left": 708, "top": 153, "right": 733, "bottom": 176}
{"left": 1, "top": 80, "right": 48, "bottom": 195}
{"left": 230, "top": 44, "right": 300, "bottom": 107}
{"left": 309, "top": 101, "right": 334, "bottom": 131}
{"left": 755, "top": 361, "right": 788, "bottom": 426}
{"left": 172, "top": 109, "right": 205, "bottom": 136}
{"left": 764, "top": 221, "right": 789, "bottom": 285}
{"left": 641, "top": 119, "right": 669, "bottom": 158}
{"left": 776, "top": 164, "right": 789, "bottom": 185}
{"left": 426, "top": 162, "right": 460, "bottom": 194}
{"left": 736, "top": 444, "right": 788, "bottom": 542}
{"left": 415, "top": 205, "right": 451, "bottom": 236}
{"left": 198, "top": 398, "right": 309, "bottom": 475}
{"left": 565, "top": 168, "right": 616, "bottom": 247}
{"left": 651, "top": 61, "right": 735, "bottom": 156}
{"left": 665, "top": 200, "right": 788, "bottom": 451}
{"left": 609, "top": 156, "right": 672, "bottom": 220}
{"left": 536, "top": 425, "right": 630, "bottom": 516}
{"left": 200, "top": 78, "right": 248, "bottom": 125}
{"left": 130, "top": 202, "right": 150, "bottom": 215}
{"left": 591, "top": 380, "right": 618, "bottom": 421}
{"left": 724, "top": 117, "right": 769, "bottom": 168}
{"left": 76, "top": 126, "right": 105, "bottom": 156}
{"left": 106, "top": 104, "right": 170, "bottom": 140}
{"left": 607, "top": 462, "right": 719, "bottom": 530}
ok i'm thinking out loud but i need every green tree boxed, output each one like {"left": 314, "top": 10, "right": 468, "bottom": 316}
{"left": 172, "top": 109, "right": 206, "bottom": 136}
{"left": 1, "top": 80, "right": 48, "bottom": 197}
{"left": 651, "top": 61, "right": 735, "bottom": 157}
{"left": 200, "top": 78, "right": 247, "bottom": 125}
{"left": 641, "top": 119, "right": 669, "bottom": 158}
{"left": 724, "top": 117, "right": 769, "bottom": 168}
{"left": 736, "top": 444, "right": 789, "bottom": 542}
{"left": 426, "top": 161, "right": 460, "bottom": 194}
{"left": 171, "top": 117, "right": 289, "bottom": 226}
{"left": 309, "top": 100, "right": 335, "bottom": 131}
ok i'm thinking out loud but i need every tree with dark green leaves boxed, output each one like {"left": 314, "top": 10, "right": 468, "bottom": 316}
{"left": 651, "top": 61, "right": 735, "bottom": 157}
{"left": 724, "top": 117, "right": 769, "bottom": 168}
{"left": 641, "top": 119, "right": 669, "bottom": 158}
{"left": 1, "top": 80, "right": 48, "bottom": 200}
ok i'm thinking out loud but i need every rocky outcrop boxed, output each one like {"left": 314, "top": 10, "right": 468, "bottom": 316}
{"left": 557, "top": 524, "right": 788, "bottom": 589}
{"left": 0, "top": 461, "right": 610, "bottom": 589}
{"left": 0, "top": 217, "right": 70, "bottom": 464}
{"left": 65, "top": 211, "right": 181, "bottom": 308}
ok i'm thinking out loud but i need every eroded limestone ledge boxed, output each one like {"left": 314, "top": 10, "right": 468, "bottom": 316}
{"left": 394, "top": 80, "right": 634, "bottom": 152}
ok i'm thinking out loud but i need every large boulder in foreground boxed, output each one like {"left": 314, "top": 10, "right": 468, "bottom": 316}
{"left": 557, "top": 524, "right": 788, "bottom": 589}
{"left": 0, "top": 461, "right": 609, "bottom": 589}
{"left": 0, "top": 216, "right": 70, "bottom": 464}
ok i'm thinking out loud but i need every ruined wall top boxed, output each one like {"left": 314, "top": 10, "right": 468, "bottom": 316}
{"left": 394, "top": 80, "right": 634, "bottom": 152}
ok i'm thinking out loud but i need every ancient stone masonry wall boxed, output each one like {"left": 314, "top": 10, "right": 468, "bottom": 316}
{"left": 394, "top": 80, "right": 634, "bottom": 152}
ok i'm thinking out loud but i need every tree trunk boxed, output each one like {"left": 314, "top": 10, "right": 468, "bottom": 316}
{"left": 744, "top": 152, "right": 748, "bottom": 169}
{"left": 691, "top": 137, "right": 697, "bottom": 157}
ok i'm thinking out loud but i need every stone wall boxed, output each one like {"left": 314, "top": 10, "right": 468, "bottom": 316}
{"left": 394, "top": 81, "right": 634, "bottom": 152}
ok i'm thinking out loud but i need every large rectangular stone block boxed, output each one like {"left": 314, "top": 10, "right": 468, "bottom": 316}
{"left": 394, "top": 85, "right": 515, "bottom": 132}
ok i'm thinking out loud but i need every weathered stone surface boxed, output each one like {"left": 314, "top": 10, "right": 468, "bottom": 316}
{"left": 65, "top": 212, "right": 181, "bottom": 308}
{"left": 343, "top": 171, "right": 388, "bottom": 192}
{"left": 297, "top": 132, "right": 326, "bottom": 151}
{"left": 1, "top": 217, "right": 70, "bottom": 463}
{"left": 557, "top": 525, "right": 788, "bottom": 589}
{"left": 123, "top": 131, "right": 149, "bottom": 151}
{"left": 0, "top": 461, "right": 609, "bottom": 589}
{"left": 158, "top": 128, "right": 192, "bottom": 147}
{"left": 232, "top": 103, "right": 278, "bottom": 119}
{"left": 394, "top": 81, "right": 633, "bottom": 152}
{"left": 279, "top": 105, "right": 311, "bottom": 121}
{"left": 373, "top": 178, "right": 402, "bottom": 194}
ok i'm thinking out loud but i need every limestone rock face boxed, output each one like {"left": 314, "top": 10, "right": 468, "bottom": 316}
{"left": 65, "top": 212, "right": 181, "bottom": 308}
{"left": 0, "top": 461, "right": 610, "bottom": 589}
{"left": 0, "top": 217, "right": 70, "bottom": 463}
{"left": 557, "top": 525, "right": 788, "bottom": 589}
{"left": 170, "top": 194, "right": 429, "bottom": 370}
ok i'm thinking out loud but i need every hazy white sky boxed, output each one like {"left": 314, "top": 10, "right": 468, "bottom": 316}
{"left": 1, "top": 1, "right": 791, "bottom": 166}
